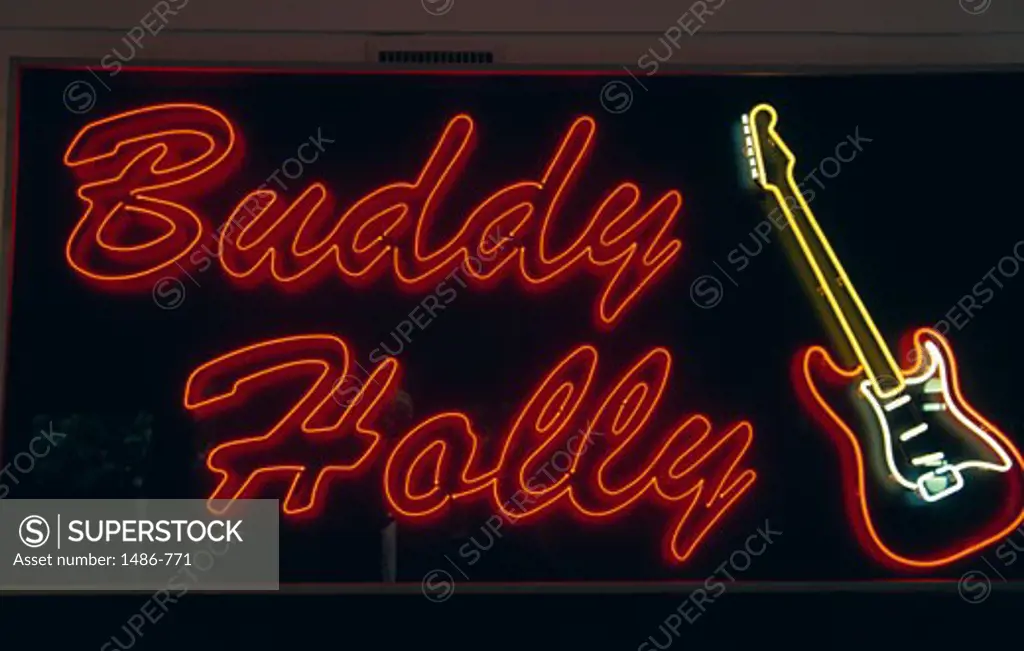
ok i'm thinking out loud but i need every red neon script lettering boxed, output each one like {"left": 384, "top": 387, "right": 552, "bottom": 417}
{"left": 185, "top": 336, "right": 756, "bottom": 563}
{"left": 220, "top": 114, "right": 682, "bottom": 328}
{"left": 383, "top": 345, "right": 757, "bottom": 563}
{"left": 64, "top": 104, "right": 681, "bottom": 327}
{"left": 184, "top": 335, "right": 399, "bottom": 515}
{"left": 64, "top": 104, "right": 239, "bottom": 290}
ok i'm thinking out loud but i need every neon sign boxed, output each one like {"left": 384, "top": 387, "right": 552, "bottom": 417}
{"left": 61, "top": 102, "right": 750, "bottom": 565}
{"left": 55, "top": 96, "right": 1024, "bottom": 571}
{"left": 742, "top": 103, "right": 1024, "bottom": 569}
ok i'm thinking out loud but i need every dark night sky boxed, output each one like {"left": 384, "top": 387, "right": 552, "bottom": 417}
{"left": 4, "top": 66, "right": 1024, "bottom": 584}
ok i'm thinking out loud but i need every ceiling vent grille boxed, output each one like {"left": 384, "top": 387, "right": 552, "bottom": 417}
{"left": 377, "top": 51, "right": 495, "bottom": 65}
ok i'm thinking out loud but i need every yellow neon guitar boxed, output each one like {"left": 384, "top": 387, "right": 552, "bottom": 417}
{"left": 741, "top": 103, "right": 1024, "bottom": 569}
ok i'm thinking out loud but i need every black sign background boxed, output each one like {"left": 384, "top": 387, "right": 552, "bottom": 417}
{"left": 4, "top": 65, "right": 1024, "bottom": 585}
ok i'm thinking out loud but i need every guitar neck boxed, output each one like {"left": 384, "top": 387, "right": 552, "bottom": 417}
{"left": 769, "top": 175, "right": 905, "bottom": 394}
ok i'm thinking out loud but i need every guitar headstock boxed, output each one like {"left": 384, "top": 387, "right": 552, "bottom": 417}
{"left": 740, "top": 103, "right": 795, "bottom": 194}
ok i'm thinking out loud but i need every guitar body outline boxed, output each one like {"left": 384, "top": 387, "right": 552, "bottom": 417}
{"left": 796, "top": 326, "right": 1024, "bottom": 569}
{"left": 741, "top": 102, "right": 1024, "bottom": 569}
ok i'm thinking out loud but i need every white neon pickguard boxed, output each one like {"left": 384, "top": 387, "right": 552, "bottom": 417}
{"left": 859, "top": 340, "right": 1014, "bottom": 503}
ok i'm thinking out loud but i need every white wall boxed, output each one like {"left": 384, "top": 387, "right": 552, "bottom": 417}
{"left": 2, "top": 0, "right": 1023, "bottom": 230}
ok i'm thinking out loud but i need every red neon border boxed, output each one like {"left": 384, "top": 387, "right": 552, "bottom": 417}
{"left": 5, "top": 63, "right": 1023, "bottom": 585}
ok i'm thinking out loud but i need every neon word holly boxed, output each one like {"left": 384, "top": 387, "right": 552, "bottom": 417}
{"left": 184, "top": 335, "right": 756, "bottom": 563}
{"left": 63, "top": 103, "right": 684, "bottom": 329}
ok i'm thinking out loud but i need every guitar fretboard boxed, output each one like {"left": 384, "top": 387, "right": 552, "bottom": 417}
{"left": 751, "top": 114, "right": 905, "bottom": 397}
